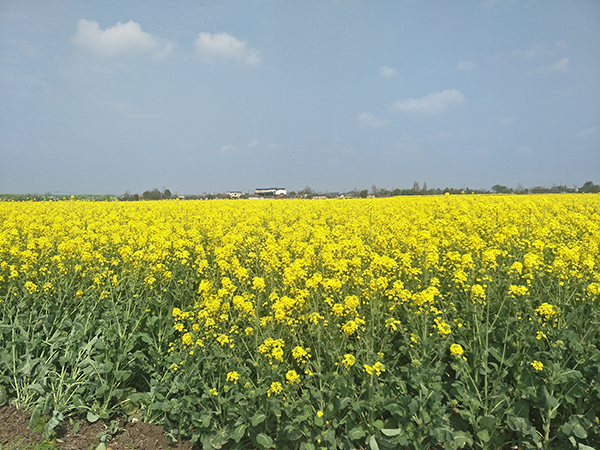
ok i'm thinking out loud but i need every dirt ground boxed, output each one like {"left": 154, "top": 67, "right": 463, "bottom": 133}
{"left": 0, "top": 406, "right": 194, "bottom": 450}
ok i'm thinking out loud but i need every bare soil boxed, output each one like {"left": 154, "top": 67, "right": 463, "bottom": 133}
{"left": 0, "top": 406, "right": 193, "bottom": 450}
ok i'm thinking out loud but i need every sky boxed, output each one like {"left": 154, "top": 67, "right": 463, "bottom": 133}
{"left": 1, "top": 0, "right": 599, "bottom": 195}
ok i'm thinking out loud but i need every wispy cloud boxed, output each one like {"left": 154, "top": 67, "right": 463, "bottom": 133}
{"left": 379, "top": 65, "right": 398, "bottom": 78}
{"left": 389, "top": 135, "right": 421, "bottom": 153}
{"left": 194, "top": 32, "right": 261, "bottom": 65}
{"left": 456, "top": 61, "right": 477, "bottom": 71}
{"left": 357, "top": 112, "right": 390, "bottom": 128}
{"left": 220, "top": 144, "right": 238, "bottom": 154}
{"left": 527, "top": 57, "right": 572, "bottom": 76}
{"left": 501, "top": 117, "right": 515, "bottom": 125}
{"left": 248, "top": 139, "right": 260, "bottom": 147}
{"left": 73, "top": 19, "right": 174, "bottom": 59}
{"left": 391, "top": 89, "right": 466, "bottom": 115}
{"left": 574, "top": 126, "right": 600, "bottom": 139}
{"left": 555, "top": 40, "right": 567, "bottom": 50}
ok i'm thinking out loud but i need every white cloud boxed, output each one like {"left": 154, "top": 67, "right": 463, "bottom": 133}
{"left": 456, "top": 61, "right": 477, "bottom": 71}
{"left": 527, "top": 57, "right": 572, "bottom": 76}
{"left": 73, "top": 19, "right": 174, "bottom": 58}
{"left": 574, "top": 126, "right": 600, "bottom": 139}
{"left": 391, "top": 89, "right": 466, "bottom": 115}
{"left": 501, "top": 117, "right": 515, "bottom": 125}
{"left": 194, "top": 32, "right": 261, "bottom": 65}
{"left": 248, "top": 139, "right": 260, "bottom": 147}
{"left": 357, "top": 112, "right": 390, "bottom": 128}
{"left": 379, "top": 66, "right": 398, "bottom": 78}
{"left": 555, "top": 40, "right": 567, "bottom": 50}
{"left": 220, "top": 144, "right": 237, "bottom": 154}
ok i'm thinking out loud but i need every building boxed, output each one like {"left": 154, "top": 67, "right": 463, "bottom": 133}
{"left": 255, "top": 187, "right": 286, "bottom": 197}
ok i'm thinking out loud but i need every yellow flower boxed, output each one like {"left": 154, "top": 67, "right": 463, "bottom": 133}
{"left": 226, "top": 371, "right": 240, "bottom": 384}
{"left": 316, "top": 411, "right": 323, "bottom": 417}
{"left": 470, "top": 284, "right": 486, "bottom": 303}
{"left": 508, "top": 285, "right": 529, "bottom": 297}
{"left": 450, "top": 343, "right": 467, "bottom": 361}
{"left": 286, "top": 370, "right": 300, "bottom": 385}
{"left": 209, "top": 388, "right": 218, "bottom": 396}
{"left": 341, "top": 320, "right": 358, "bottom": 336}
{"left": 364, "top": 361, "right": 385, "bottom": 376}
{"left": 292, "top": 346, "right": 309, "bottom": 363}
{"left": 536, "top": 331, "right": 547, "bottom": 340}
{"left": 342, "top": 354, "right": 355, "bottom": 369}
{"left": 252, "top": 276, "right": 266, "bottom": 291}
{"left": 433, "top": 317, "right": 451, "bottom": 336}
{"left": 182, "top": 333, "right": 193, "bottom": 347}
{"left": 267, "top": 382, "right": 283, "bottom": 397}
{"left": 535, "top": 302, "right": 559, "bottom": 322}
{"left": 331, "top": 303, "right": 344, "bottom": 316}
{"left": 24, "top": 281, "right": 39, "bottom": 294}
{"left": 531, "top": 360, "right": 544, "bottom": 372}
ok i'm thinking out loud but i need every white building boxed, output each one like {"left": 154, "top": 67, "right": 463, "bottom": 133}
{"left": 255, "top": 187, "right": 286, "bottom": 197}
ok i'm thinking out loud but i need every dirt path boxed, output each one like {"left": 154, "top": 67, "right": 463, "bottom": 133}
{"left": 0, "top": 406, "right": 193, "bottom": 450}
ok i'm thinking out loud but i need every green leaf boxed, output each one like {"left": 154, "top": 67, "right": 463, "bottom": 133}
{"left": 348, "top": 426, "right": 366, "bottom": 441}
{"left": 87, "top": 411, "right": 99, "bottom": 423}
{"left": 572, "top": 423, "right": 588, "bottom": 440}
{"left": 314, "top": 415, "right": 324, "bottom": 427}
{"left": 338, "top": 397, "right": 352, "bottom": 410}
{"left": 27, "top": 383, "right": 45, "bottom": 395}
{"left": 578, "top": 444, "right": 596, "bottom": 450}
{"left": 96, "top": 444, "right": 107, "bottom": 450}
{"left": 381, "top": 428, "right": 402, "bottom": 437}
{"left": 512, "top": 400, "right": 529, "bottom": 418}
{"left": 478, "top": 414, "right": 496, "bottom": 431}
{"left": 256, "top": 433, "right": 274, "bottom": 448}
{"left": 233, "top": 424, "right": 246, "bottom": 443}
{"left": 369, "top": 435, "right": 380, "bottom": 450}
{"left": 487, "top": 346, "right": 504, "bottom": 363}
{"left": 252, "top": 413, "right": 267, "bottom": 427}
{"left": 476, "top": 429, "right": 490, "bottom": 443}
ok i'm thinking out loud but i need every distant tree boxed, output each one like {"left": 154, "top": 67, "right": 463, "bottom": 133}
{"left": 142, "top": 188, "right": 162, "bottom": 200}
{"left": 413, "top": 181, "right": 420, "bottom": 191}
{"left": 531, "top": 186, "right": 550, "bottom": 194}
{"left": 491, "top": 184, "right": 512, "bottom": 194}
{"left": 422, "top": 182, "right": 427, "bottom": 192}
{"left": 359, "top": 189, "right": 368, "bottom": 198}
{"left": 298, "top": 186, "right": 314, "bottom": 198}
{"left": 163, "top": 189, "right": 172, "bottom": 198}
{"left": 580, "top": 181, "right": 600, "bottom": 193}
{"left": 370, "top": 184, "right": 378, "bottom": 196}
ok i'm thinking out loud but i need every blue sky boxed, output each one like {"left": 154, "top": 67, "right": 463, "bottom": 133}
{"left": 1, "top": 0, "right": 598, "bottom": 195}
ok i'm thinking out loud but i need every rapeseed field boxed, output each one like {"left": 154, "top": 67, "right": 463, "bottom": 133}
{"left": 1, "top": 195, "right": 599, "bottom": 449}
